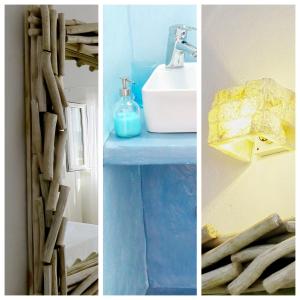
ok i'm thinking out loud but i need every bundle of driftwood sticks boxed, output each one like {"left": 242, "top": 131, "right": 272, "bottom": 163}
{"left": 65, "top": 19, "right": 98, "bottom": 71}
{"left": 202, "top": 214, "right": 295, "bottom": 295}
{"left": 66, "top": 252, "right": 98, "bottom": 295}
{"left": 24, "top": 5, "right": 98, "bottom": 295}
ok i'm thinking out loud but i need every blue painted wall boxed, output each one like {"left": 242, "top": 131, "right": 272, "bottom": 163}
{"left": 103, "top": 5, "right": 133, "bottom": 140}
{"left": 103, "top": 166, "right": 148, "bottom": 294}
{"left": 128, "top": 5, "right": 197, "bottom": 105}
{"left": 103, "top": 6, "right": 148, "bottom": 295}
{"left": 141, "top": 165, "right": 196, "bottom": 294}
{"left": 103, "top": 5, "right": 197, "bottom": 295}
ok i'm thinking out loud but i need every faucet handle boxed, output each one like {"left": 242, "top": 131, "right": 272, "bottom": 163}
{"left": 180, "top": 25, "right": 197, "bottom": 31}
{"left": 170, "top": 24, "right": 196, "bottom": 41}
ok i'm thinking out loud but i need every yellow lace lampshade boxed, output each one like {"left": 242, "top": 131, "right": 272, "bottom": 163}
{"left": 208, "top": 78, "right": 295, "bottom": 162}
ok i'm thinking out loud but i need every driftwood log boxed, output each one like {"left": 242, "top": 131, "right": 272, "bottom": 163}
{"left": 50, "top": 9, "right": 58, "bottom": 75}
{"left": 43, "top": 113, "right": 57, "bottom": 180}
{"left": 227, "top": 236, "right": 295, "bottom": 295}
{"left": 66, "top": 23, "right": 98, "bottom": 34}
{"left": 58, "top": 13, "right": 65, "bottom": 76}
{"left": 202, "top": 214, "right": 281, "bottom": 268}
{"left": 44, "top": 185, "right": 70, "bottom": 263}
{"left": 58, "top": 245, "right": 68, "bottom": 295}
{"left": 41, "top": 51, "right": 66, "bottom": 130}
{"left": 47, "top": 130, "right": 67, "bottom": 211}
{"left": 202, "top": 224, "right": 218, "bottom": 244}
{"left": 231, "top": 244, "right": 295, "bottom": 263}
{"left": 71, "top": 268, "right": 98, "bottom": 295}
{"left": 40, "top": 6, "right": 50, "bottom": 51}
{"left": 202, "top": 262, "right": 242, "bottom": 290}
{"left": 263, "top": 261, "right": 295, "bottom": 294}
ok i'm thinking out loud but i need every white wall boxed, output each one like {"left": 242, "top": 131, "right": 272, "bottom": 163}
{"left": 202, "top": 5, "right": 295, "bottom": 234}
{"left": 5, "top": 5, "right": 28, "bottom": 295}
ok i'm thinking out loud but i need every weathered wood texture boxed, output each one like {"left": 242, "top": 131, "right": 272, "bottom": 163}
{"left": 202, "top": 224, "right": 218, "bottom": 244}
{"left": 202, "top": 214, "right": 282, "bottom": 268}
{"left": 44, "top": 185, "right": 70, "bottom": 263}
{"left": 227, "top": 236, "right": 295, "bottom": 295}
{"left": 202, "top": 262, "right": 242, "bottom": 290}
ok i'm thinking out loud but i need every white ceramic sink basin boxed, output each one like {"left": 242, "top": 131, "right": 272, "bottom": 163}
{"left": 142, "top": 62, "right": 196, "bottom": 133}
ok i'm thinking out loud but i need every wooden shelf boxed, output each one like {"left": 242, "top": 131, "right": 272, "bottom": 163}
{"left": 104, "top": 129, "right": 196, "bottom": 165}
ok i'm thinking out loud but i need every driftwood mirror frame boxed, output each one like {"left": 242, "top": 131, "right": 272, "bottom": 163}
{"left": 24, "top": 5, "right": 98, "bottom": 295}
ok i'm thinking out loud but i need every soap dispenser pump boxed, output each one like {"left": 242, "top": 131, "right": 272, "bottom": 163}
{"left": 113, "top": 77, "right": 142, "bottom": 138}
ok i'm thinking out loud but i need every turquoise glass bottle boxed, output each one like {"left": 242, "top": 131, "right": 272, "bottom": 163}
{"left": 113, "top": 77, "right": 141, "bottom": 138}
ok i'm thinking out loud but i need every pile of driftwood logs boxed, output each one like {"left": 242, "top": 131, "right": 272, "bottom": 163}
{"left": 24, "top": 5, "right": 98, "bottom": 295}
{"left": 66, "top": 252, "right": 98, "bottom": 295}
{"left": 202, "top": 214, "right": 295, "bottom": 295}
{"left": 65, "top": 19, "right": 98, "bottom": 71}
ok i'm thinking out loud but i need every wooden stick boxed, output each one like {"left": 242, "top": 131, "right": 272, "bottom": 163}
{"left": 264, "top": 232, "right": 294, "bottom": 244}
{"left": 285, "top": 221, "right": 295, "bottom": 233}
{"left": 28, "top": 14, "right": 41, "bottom": 25}
{"left": 28, "top": 5, "right": 41, "bottom": 17}
{"left": 67, "top": 257, "right": 98, "bottom": 276}
{"left": 227, "top": 236, "right": 295, "bottom": 295}
{"left": 39, "top": 174, "right": 49, "bottom": 200}
{"left": 55, "top": 76, "right": 68, "bottom": 107}
{"left": 32, "top": 155, "right": 41, "bottom": 294}
{"left": 31, "top": 100, "right": 43, "bottom": 172}
{"left": 50, "top": 9, "right": 58, "bottom": 75}
{"left": 231, "top": 244, "right": 295, "bottom": 263}
{"left": 43, "top": 265, "right": 52, "bottom": 295}
{"left": 51, "top": 250, "right": 58, "bottom": 295}
{"left": 40, "top": 6, "right": 50, "bottom": 51}
{"left": 56, "top": 217, "right": 67, "bottom": 246}
{"left": 65, "top": 46, "right": 98, "bottom": 65}
{"left": 202, "top": 224, "right": 218, "bottom": 244}
{"left": 43, "top": 113, "right": 57, "bottom": 180}
{"left": 47, "top": 130, "right": 67, "bottom": 211}
{"left": 76, "top": 59, "right": 98, "bottom": 69}
{"left": 263, "top": 261, "right": 295, "bottom": 294}
{"left": 71, "top": 268, "right": 98, "bottom": 295}
{"left": 65, "top": 19, "right": 84, "bottom": 26}
{"left": 45, "top": 209, "right": 54, "bottom": 228}
{"left": 202, "top": 234, "right": 235, "bottom": 251}
{"left": 82, "top": 280, "right": 98, "bottom": 295}
{"left": 44, "top": 185, "right": 70, "bottom": 263}
{"left": 36, "top": 36, "right": 47, "bottom": 111}
{"left": 202, "top": 214, "right": 281, "bottom": 268}
{"left": 24, "top": 9, "right": 34, "bottom": 294}
{"left": 66, "top": 35, "right": 98, "bottom": 44}
{"left": 58, "top": 245, "right": 67, "bottom": 295}
{"left": 45, "top": 210, "right": 54, "bottom": 228}
{"left": 58, "top": 13, "right": 65, "bottom": 76}
{"left": 42, "top": 51, "right": 66, "bottom": 130}
{"left": 85, "top": 252, "right": 98, "bottom": 260}
{"left": 89, "top": 65, "right": 97, "bottom": 72}
{"left": 67, "top": 265, "right": 98, "bottom": 286}
{"left": 202, "top": 281, "right": 295, "bottom": 295}
{"left": 36, "top": 198, "right": 45, "bottom": 293}
{"left": 30, "top": 30, "right": 37, "bottom": 101}
{"left": 28, "top": 28, "right": 42, "bottom": 36}
{"left": 72, "top": 258, "right": 82, "bottom": 266}
{"left": 66, "top": 23, "right": 98, "bottom": 34}
{"left": 80, "top": 44, "right": 98, "bottom": 55}
{"left": 202, "top": 262, "right": 242, "bottom": 290}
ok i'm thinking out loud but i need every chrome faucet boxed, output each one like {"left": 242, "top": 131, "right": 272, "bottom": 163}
{"left": 165, "top": 24, "right": 197, "bottom": 68}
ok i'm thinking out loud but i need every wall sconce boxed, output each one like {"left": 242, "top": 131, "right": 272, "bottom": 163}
{"left": 208, "top": 78, "right": 295, "bottom": 162}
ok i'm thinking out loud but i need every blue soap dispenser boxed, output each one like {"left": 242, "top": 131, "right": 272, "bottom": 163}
{"left": 113, "top": 77, "right": 142, "bottom": 138}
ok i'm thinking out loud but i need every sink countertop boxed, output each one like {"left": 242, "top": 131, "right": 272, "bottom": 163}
{"left": 104, "top": 126, "right": 196, "bottom": 165}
